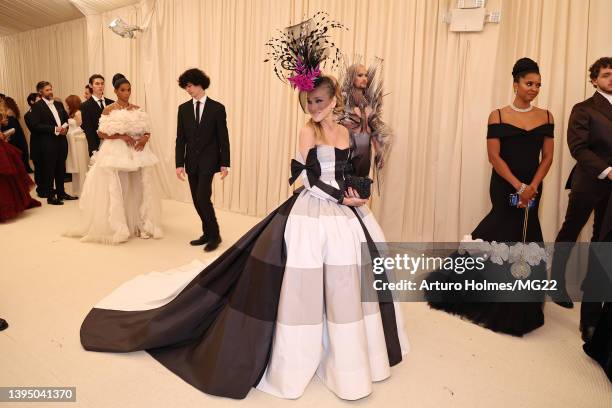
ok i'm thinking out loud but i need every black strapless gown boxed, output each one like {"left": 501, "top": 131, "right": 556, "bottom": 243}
{"left": 426, "top": 118, "right": 554, "bottom": 336}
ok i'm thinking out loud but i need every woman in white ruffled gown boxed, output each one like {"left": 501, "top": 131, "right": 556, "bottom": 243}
{"left": 65, "top": 75, "right": 162, "bottom": 244}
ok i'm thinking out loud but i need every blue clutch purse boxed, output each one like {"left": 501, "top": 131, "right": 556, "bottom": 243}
{"left": 509, "top": 193, "right": 536, "bottom": 208}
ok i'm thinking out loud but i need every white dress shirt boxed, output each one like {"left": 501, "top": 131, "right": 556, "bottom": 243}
{"left": 596, "top": 89, "right": 612, "bottom": 179}
{"left": 44, "top": 98, "right": 62, "bottom": 135}
{"left": 192, "top": 95, "right": 207, "bottom": 124}
{"left": 92, "top": 94, "right": 107, "bottom": 109}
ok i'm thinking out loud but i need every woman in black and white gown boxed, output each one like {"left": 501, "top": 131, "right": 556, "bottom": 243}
{"left": 79, "top": 73, "right": 408, "bottom": 400}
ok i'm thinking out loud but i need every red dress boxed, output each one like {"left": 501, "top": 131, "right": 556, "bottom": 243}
{"left": 0, "top": 140, "right": 40, "bottom": 221}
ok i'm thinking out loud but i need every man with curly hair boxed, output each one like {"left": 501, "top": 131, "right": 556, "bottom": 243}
{"left": 175, "top": 68, "right": 230, "bottom": 252}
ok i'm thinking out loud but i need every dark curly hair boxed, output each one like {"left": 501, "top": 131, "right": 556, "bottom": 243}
{"left": 26, "top": 92, "right": 38, "bottom": 107}
{"left": 178, "top": 68, "right": 210, "bottom": 90}
{"left": 3, "top": 96, "right": 20, "bottom": 119}
{"left": 589, "top": 57, "right": 612, "bottom": 85}
{"left": 512, "top": 58, "right": 540, "bottom": 82}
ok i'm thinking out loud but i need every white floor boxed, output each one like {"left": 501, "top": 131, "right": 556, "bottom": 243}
{"left": 1, "top": 191, "right": 611, "bottom": 408}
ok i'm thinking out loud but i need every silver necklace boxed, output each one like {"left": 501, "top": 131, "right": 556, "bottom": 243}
{"left": 510, "top": 103, "right": 533, "bottom": 113}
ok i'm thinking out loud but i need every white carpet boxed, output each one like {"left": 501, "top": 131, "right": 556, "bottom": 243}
{"left": 1, "top": 192, "right": 610, "bottom": 407}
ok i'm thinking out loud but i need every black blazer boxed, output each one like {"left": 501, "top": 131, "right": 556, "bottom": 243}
{"left": 81, "top": 96, "right": 114, "bottom": 154}
{"left": 29, "top": 99, "right": 69, "bottom": 144}
{"left": 175, "top": 97, "right": 230, "bottom": 175}
{"left": 565, "top": 92, "right": 612, "bottom": 193}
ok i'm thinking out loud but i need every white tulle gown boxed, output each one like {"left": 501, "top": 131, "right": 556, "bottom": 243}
{"left": 65, "top": 108, "right": 163, "bottom": 244}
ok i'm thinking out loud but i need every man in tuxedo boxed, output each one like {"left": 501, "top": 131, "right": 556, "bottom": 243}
{"left": 29, "top": 81, "right": 76, "bottom": 205}
{"left": 81, "top": 74, "right": 114, "bottom": 155}
{"left": 552, "top": 57, "right": 612, "bottom": 341}
{"left": 175, "top": 68, "right": 230, "bottom": 252}
{"left": 24, "top": 92, "right": 42, "bottom": 196}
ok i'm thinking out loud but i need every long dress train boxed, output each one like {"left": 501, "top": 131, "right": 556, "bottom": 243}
{"left": 80, "top": 144, "right": 408, "bottom": 399}
{"left": 0, "top": 139, "right": 40, "bottom": 221}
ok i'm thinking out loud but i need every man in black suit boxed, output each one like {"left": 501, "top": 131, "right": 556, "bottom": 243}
{"left": 29, "top": 81, "right": 76, "bottom": 205}
{"left": 24, "top": 92, "right": 42, "bottom": 196}
{"left": 175, "top": 68, "right": 230, "bottom": 252}
{"left": 81, "top": 74, "right": 114, "bottom": 156}
{"left": 552, "top": 57, "right": 612, "bottom": 341}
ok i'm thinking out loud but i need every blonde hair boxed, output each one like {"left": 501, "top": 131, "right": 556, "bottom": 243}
{"left": 307, "top": 75, "right": 344, "bottom": 144}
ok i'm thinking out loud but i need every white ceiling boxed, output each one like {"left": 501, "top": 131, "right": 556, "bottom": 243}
{"left": 0, "top": 0, "right": 140, "bottom": 37}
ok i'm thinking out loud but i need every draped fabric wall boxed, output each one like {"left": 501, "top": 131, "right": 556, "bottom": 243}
{"left": 0, "top": 17, "right": 88, "bottom": 137}
{"left": 1, "top": 0, "right": 611, "bottom": 242}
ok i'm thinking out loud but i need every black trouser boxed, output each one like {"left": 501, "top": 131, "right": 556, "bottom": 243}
{"left": 40, "top": 137, "right": 68, "bottom": 197}
{"left": 32, "top": 155, "right": 44, "bottom": 195}
{"left": 188, "top": 171, "right": 220, "bottom": 240}
{"left": 552, "top": 190, "right": 610, "bottom": 327}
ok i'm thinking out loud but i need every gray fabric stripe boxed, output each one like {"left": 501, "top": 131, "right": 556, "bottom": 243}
{"left": 276, "top": 264, "right": 381, "bottom": 325}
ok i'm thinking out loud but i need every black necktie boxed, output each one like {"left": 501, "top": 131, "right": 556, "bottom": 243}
{"left": 98, "top": 99, "right": 104, "bottom": 110}
{"left": 195, "top": 101, "right": 201, "bottom": 126}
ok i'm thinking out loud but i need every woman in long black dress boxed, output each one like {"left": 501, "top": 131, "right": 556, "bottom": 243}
{"left": 426, "top": 58, "right": 555, "bottom": 336}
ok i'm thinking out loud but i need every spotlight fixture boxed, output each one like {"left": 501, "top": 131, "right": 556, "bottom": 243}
{"left": 108, "top": 17, "right": 142, "bottom": 39}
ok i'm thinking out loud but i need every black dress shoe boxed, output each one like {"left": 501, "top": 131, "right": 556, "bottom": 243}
{"left": 551, "top": 288, "right": 574, "bottom": 309}
{"left": 38, "top": 192, "right": 49, "bottom": 199}
{"left": 204, "top": 239, "right": 221, "bottom": 252}
{"left": 581, "top": 325, "right": 596, "bottom": 343}
{"left": 0, "top": 318, "right": 8, "bottom": 331}
{"left": 47, "top": 196, "right": 64, "bottom": 205}
{"left": 59, "top": 193, "right": 78, "bottom": 200}
{"left": 190, "top": 236, "right": 209, "bottom": 246}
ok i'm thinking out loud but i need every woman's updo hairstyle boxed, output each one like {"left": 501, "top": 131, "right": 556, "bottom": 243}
{"left": 512, "top": 58, "right": 540, "bottom": 82}
{"left": 112, "top": 73, "right": 130, "bottom": 89}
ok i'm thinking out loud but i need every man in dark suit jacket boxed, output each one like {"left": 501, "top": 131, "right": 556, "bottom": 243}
{"left": 175, "top": 68, "right": 230, "bottom": 252}
{"left": 29, "top": 81, "right": 76, "bottom": 205}
{"left": 81, "top": 74, "right": 114, "bottom": 155}
{"left": 24, "top": 92, "right": 42, "bottom": 195}
{"left": 552, "top": 57, "right": 612, "bottom": 341}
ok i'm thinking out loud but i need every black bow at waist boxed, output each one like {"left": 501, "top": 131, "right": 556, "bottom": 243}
{"left": 288, "top": 153, "right": 320, "bottom": 186}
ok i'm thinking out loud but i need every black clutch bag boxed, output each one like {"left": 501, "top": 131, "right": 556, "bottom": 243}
{"left": 344, "top": 174, "right": 373, "bottom": 199}
{"left": 342, "top": 158, "right": 373, "bottom": 199}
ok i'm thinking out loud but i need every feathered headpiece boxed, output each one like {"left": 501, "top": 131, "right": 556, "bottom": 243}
{"left": 265, "top": 11, "right": 346, "bottom": 111}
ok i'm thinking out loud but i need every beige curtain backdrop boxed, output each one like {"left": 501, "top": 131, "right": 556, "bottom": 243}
{"left": 0, "top": 17, "right": 88, "bottom": 140}
{"left": 1, "top": 0, "right": 612, "bottom": 242}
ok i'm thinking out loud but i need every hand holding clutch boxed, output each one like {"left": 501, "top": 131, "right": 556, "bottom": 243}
{"left": 344, "top": 174, "right": 373, "bottom": 199}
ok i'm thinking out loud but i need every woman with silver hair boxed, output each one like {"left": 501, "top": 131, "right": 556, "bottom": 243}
{"left": 339, "top": 58, "right": 392, "bottom": 185}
